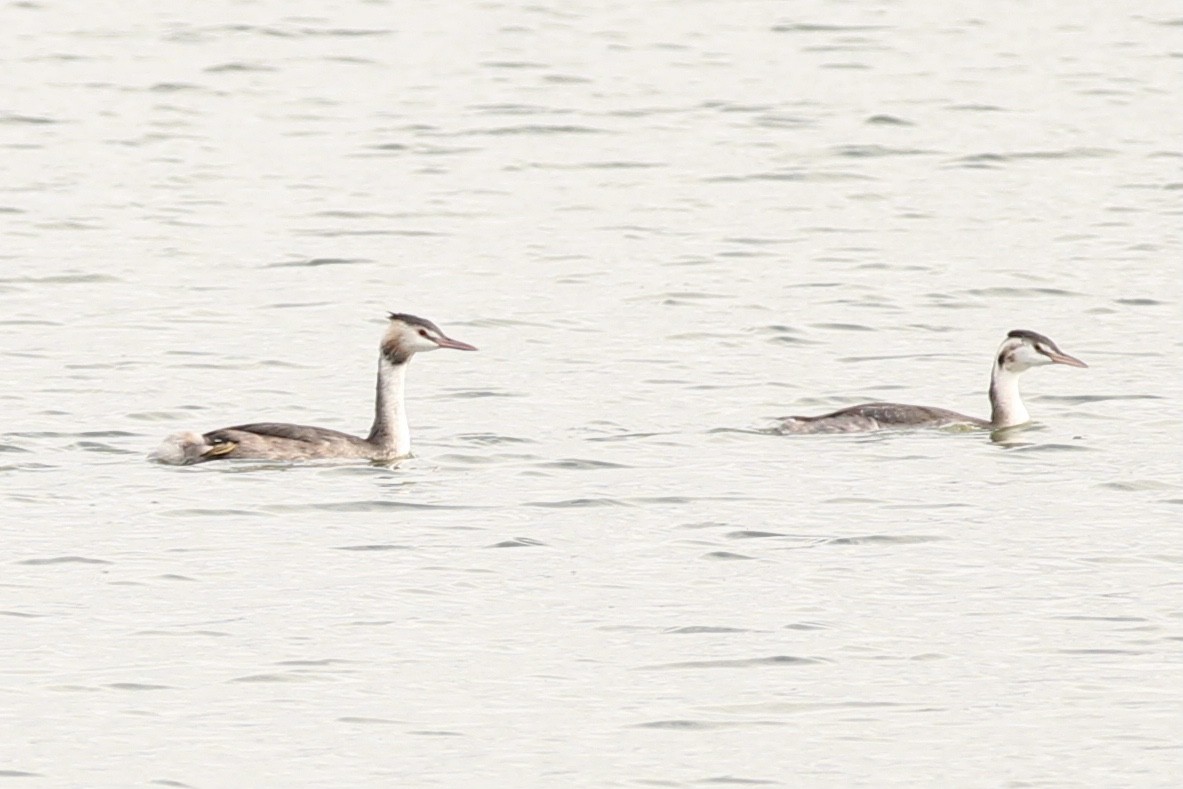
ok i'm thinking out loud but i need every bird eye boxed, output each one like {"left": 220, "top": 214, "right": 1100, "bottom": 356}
{"left": 418, "top": 329, "right": 429, "bottom": 338}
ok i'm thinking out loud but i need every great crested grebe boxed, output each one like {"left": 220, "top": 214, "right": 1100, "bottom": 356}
{"left": 152, "top": 313, "right": 476, "bottom": 464}
{"left": 776, "top": 329, "right": 1087, "bottom": 434}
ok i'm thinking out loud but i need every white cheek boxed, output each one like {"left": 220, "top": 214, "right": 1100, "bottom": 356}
{"left": 413, "top": 336, "right": 439, "bottom": 352}
{"left": 1011, "top": 347, "right": 1045, "bottom": 368}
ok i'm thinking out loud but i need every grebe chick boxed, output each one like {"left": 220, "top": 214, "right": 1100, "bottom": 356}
{"left": 153, "top": 313, "right": 476, "bottom": 464}
{"left": 776, "top": 329, "right": 1087, "bottom": 434}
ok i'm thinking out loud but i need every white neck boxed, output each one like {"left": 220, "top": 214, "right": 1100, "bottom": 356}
{"left": 368, "top": 356, "right": 410, "bottom": 456}
{"left": 988, "top": 364, "right": 1029, "bottom": 428}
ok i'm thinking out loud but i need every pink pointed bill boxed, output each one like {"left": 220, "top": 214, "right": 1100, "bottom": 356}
{"left": 1048, "top": 349, "right": 1087, "bottom": 368}
{"left": 436, "top": 336, "right": 478, "bottom": 351}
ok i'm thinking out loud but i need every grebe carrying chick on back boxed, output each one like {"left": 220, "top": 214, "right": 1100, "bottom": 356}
{"left": 776, "top": 329, "right": 1087, "bottom": 434}
{"left": 153, "top": 313, "right": 476, "bottom": 464}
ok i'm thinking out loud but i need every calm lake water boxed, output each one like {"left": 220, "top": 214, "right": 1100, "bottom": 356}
{"left": 3, "top": 1, "right": 1181, "bottom": 786}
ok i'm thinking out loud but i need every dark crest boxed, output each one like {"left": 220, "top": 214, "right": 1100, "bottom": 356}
{"left": 388, "top": 312, "right": 443, "bottom": 335}
{"left": 1007, "top": 329, "right": 1056, "bottom": 347}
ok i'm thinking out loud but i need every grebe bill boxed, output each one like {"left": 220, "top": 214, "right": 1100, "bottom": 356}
{"left": 152, "top": 313, "right": 476, "bottom": 464}
{"left": 776, "top": 329, "right": 1087, "bottom": 434}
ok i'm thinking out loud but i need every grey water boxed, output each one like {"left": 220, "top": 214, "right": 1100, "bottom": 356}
{"left": 2, "top": 1, "right": 1182, "bottom": 786}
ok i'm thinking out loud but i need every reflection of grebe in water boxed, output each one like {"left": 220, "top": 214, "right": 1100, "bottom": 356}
{"left": 153, "top": 313, "right": 476, "bottom": 464}
{"left": 776, "top": 330, "right": 1087, "bottom": 434}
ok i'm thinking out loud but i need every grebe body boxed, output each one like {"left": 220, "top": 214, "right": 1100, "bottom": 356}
{"left": 153, "top": 313, "right": 475, "bottom": 464}
{"left": 776, "top": 330, "right": 1086, "bottom": 434}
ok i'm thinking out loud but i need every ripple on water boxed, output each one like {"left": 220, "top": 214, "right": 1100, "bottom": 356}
{"left": 951, "top": 148, "right": 1116, "bottom": 168}
{"left": 701, "top": 551, "right": 756, "bottom": 561}
{"left": 832, "top": 144, "right": 934, "bottom": 158}
{"left": 71, "top": 441, "right": 137, "bottom": 454}
{"left": 160, "top": 509, "right": 266, "bottom": 518}
{"left": 584, "top": 431, "right": 678, "bottom": 444}
{"left": 17, "top": 556, "right": 112, "bottom": 566}
{"left": 643, "top": 655, "right": 828, "bottom": 670}
{"left": 1113, "top": 298, "right": 1166, "bottom": 306}
{"left": 1038, "top": 394, "right": 1163, "bottom": 404}
{"left": 704, "top": 169, "right": 871, "bottom": 184}
{"left": 708, "top": 700, "right": 910, "bottom": 715}
{"left": 0, "top": 273, "right": 118, "bottom": 284}
{"left": 229, "top": 673, "right": 320, "bottom": 684}
{"left": 753, "top": 112, "right": 811, "bottom": 129}
{"left": 457, "top": 432, "right": 536, "bottom": 445}
{"left": 632, "top": 720, "right": 780, "bottom": 731}
{"left": 487, "top": 537, "right": 547, "bottom": 548}
{"left": 334, "top": 544, "right": 414, "bottom": 552}
{"left": 697, "top": 774, "right": 780, "bottom": 785}
{"left": 127, "top": 411, "right": 195, "bottom": 422}
{"left": 866, "top": 114, "right": 912, "bottom": 125}
{"left": 462, "top": 124, "right": 607, "bottom": 136}
{"left": 1097, "top": 480, "right": 1176, "bottom": 492}
{"left": 810, "top": 322, "right": 875, "bottom": 331}
{"left": 527, "top": 497, "right": 627, "bottom": 508}
{"left": 1002, "top": 443, "right": 1091, "bottom": 454}
{"left": 12, "top": 430, "right": 137, "bottom": 438}
{"left": 264, "top": 500, "right": 481, "bottom": 513}
{"left": 265, "top": 257, "right": 373, "bottom": 268}
{"left": 535, "top": 458, "right": 629, "bottom": 470}
{"left": 204, "top": 61, "right": 276, "bottom": 73}
{"left": 770, "top": 22, "right": 889, "bottom": 33}
{"left": 965, "top": 286, "right": 1081, "bottom": 298}
{"left": 448, "top": 390, "right": 520, "bottom": 399}
{"left": 825, "top": 535, "right": 943, "bottom": 546}
{"left": 1052, "top": 615, "right": 1148, "bottom": 623}
{"left": 0, "top": 111, "right": 60, "bottom": 124}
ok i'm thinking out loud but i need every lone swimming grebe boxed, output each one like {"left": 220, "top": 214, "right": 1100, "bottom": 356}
{"left": 153, "top": 313, "right": 476, "bottom": 464}
{"left": 776, "top": 329, "right": 1087, "bottom": 434}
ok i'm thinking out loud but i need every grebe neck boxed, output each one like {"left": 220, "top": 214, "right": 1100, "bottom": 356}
{"left": 367, "top": 356, "right": 410, "bottom": 456}
{"left": 988, "top": 362, "right": 1029, "bottom": 428}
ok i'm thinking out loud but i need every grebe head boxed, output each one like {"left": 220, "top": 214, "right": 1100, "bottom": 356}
{"left": 382, "top": 313, "right": 477, "bottom": 364}
{"left": 997, "top": 329, "right": 1087, "bottom": 373}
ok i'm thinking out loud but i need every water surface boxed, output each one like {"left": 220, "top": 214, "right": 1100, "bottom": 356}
{"left": 2, "top": 1, "right": 1181, "bottom": 786}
